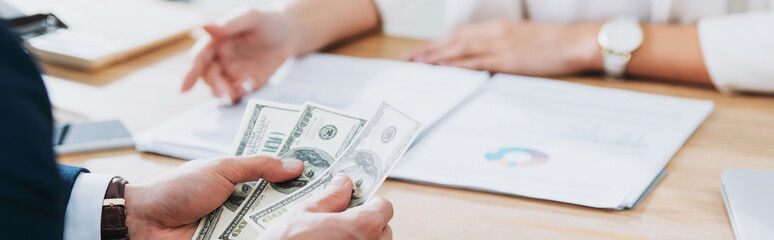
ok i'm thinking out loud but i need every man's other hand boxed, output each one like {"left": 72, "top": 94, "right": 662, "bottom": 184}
{"left": 259, "top": 174, "right": 394, "bottom": 240}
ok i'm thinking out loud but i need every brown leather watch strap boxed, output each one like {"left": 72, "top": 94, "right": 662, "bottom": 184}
{"left": 102, "top": 177, "right": 129, "bottom": 240}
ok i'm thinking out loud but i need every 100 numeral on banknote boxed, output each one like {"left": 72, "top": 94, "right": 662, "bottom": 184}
{"left": 191, "top": 100, "right": 299, "bottom": 240}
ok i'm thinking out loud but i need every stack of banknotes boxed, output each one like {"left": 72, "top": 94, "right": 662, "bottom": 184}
{"left": 191, "top": 100, "right": 422, "bottom": 240}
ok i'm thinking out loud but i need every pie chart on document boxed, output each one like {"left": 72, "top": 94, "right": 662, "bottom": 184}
{"left": 485, "top": 147, "right": 549, "bottom": 168}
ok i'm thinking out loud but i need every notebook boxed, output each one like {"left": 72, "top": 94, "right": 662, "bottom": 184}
{"left": 5, "top": 0, "right": 204, "bottom": 71}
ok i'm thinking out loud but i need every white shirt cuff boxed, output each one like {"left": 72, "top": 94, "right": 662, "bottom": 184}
{"left": 698, "top": 11, "right": 774, "bottom": 94}
{"left": 64, "top": 173, "right": 116, "bottom": 240}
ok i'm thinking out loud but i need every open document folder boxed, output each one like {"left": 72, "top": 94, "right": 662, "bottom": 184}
{"left": 136, "top": 54, "right": 490, "bottom": 159}
{"left": 138, "top": 54, "right": 713, "bottom": 209}
{"left": 391, "top": 74, "right": 714, "bottom": 210}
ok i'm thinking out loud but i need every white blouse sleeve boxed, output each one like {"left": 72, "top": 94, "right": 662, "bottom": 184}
{"left": 373, "top": 0, "right": 451, "bottom": 40}
{"left": 698, "top": 11, "right": 774, "bottom": 94}
{"left": 372, "top": 0, "right": 523, "bottom": 40}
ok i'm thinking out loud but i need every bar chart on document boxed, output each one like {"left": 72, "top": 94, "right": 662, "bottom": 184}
{"left": 392, "top": 74, "right": 713, "bottom": 209}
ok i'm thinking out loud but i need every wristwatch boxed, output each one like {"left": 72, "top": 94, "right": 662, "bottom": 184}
{"left": 598, "top": 17, "right": 643, "bottom": 78}
{"left": 102, "top": 177, "right": 129, "bottom": 240}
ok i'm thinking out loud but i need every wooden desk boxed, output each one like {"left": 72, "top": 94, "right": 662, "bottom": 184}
{"left": 51, "top": 32, "right": 774, "bottom": 239}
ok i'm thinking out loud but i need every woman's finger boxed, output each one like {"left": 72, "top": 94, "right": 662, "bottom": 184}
{"left": 405, "top": 24, "right": 487, "bottom": 63}
{"left": 404, "top": 36, "right": 458, "bottom": 62}
{"left": 201, "top": 64, "right": 222, "bottom": 97}
{"left": 229, "top": 74, "right": 261, "bottom": 99}
{"left": 442, "top": 54, "right": 503, "bottom": 71}
{"left": 203, "top": 63, "right": 239, "bottom": 103}
{"left": 216, "top": 57, "right": 262, "bottom": 100}
{"left": 418, "top": 39, "right": 497, "bottom": 64}
{"left": 406, "top": 20, "right": 512, "bottom": 63}
{"left": 182, "top": 35, "right": 217, "bottom": 92}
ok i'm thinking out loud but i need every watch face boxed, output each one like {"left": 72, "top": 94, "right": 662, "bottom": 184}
{"left": 598, "top": 18, "right": 643, "bottom": 53}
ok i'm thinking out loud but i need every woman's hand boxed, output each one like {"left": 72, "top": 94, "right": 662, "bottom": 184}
{"left": 406, "top": 20, "right": 603, "bottom": 76}
{"left": 181, "top": 9, "right": 296, "bottom": 103}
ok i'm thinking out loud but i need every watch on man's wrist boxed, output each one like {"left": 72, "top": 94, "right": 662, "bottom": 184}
{"left": 598, "top": 17, "right": 643, "bottom": 78}
{"left": 102, "top": 177, "right": 129, "bottom": 240}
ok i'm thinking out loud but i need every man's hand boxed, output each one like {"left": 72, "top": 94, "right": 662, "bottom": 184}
{"left": 181, "top": 9, "right": 296, "bottom": 103}
{"left": 405, "top": 20, "right": 603, "bottom": 76}
{"left": 259, "top": 174, "right": 394, "bottom": 240}
{"left": 124, "top": 155, "right": 304, "bottom": 239}
{"left": 123, "top": 156, "right": 394, "bottom": 240}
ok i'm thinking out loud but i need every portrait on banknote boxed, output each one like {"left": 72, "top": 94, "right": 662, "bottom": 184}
{"left": 328, "top": 150, "right": 381, "bottom": 207}
{"left": 273, "top": 147, "right": 334, "bottom": 194}
{"left": 223, "top": 182, "right": 255, "bottom": 211}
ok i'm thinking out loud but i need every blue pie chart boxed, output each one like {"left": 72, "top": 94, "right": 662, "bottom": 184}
{"left": 485, "top": 147, "right": 549, "bottom": 168}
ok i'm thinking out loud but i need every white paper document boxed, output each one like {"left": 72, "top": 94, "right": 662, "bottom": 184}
{"left": 136, "top": 54, "right": 489, "bottom": 159}
{"left": 391, "top": 74, "right": 714, "bottom": 209}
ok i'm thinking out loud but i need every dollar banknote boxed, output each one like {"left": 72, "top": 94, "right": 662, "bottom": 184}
{"left": 221, "top": 102, "right": 367, "bottom": 240}
{"left": 193, "top": 101, "right": 367, "bottom": 240}
{"left": 243, "top": 103, "right": 421, "bottom": 232}
{"left": 191, "top": 100, "right": 300, "bottom": 240}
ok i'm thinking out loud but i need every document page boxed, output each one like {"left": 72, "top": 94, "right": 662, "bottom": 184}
{"left": 137, "top": 54, "right": 489, "bottom": 159}
{"left": 391, "top": 74, "right": 714, "bottom": 209}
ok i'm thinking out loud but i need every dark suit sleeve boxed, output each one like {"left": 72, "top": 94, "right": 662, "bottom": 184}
{"left": 0, "top": 23, "right": 86, "bottom": 239}
{"left": 57, "top": 164, "right": 90, "bottom": 212}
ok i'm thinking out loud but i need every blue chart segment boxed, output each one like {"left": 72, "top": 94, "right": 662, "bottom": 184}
{"left": 485, "top": 147, "right": 549, "bottom": 168}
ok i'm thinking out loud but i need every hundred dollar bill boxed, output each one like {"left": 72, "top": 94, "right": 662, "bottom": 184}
{"left": 191, "top": 100, "right": 300, "bottom": 240}
{"left": 244, "top": 103, "right": 421, "bottom": 232}
{"left": 219, "top": 102, "right": 367, "bottom": 240}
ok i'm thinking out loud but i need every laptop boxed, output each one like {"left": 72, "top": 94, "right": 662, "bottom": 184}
{"left": 722, "top": 169, "right": 774, "bottom": 240}
{"left": 1, "top": 0, "right": 204, "bottom": 71}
